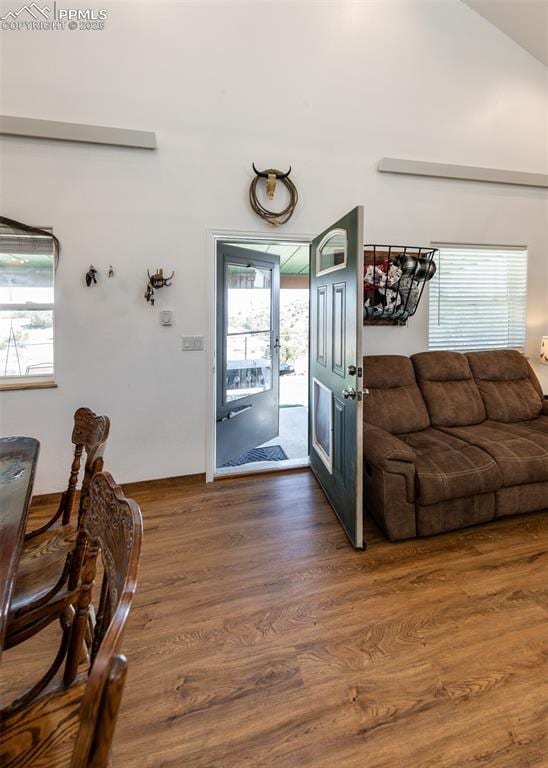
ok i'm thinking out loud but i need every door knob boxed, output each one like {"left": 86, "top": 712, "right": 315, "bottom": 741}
{"left": 347, "top": 365, "right": 356, "bottom": 376}
{"left": 342, "top": 387, "right": 357, "bottom": 400}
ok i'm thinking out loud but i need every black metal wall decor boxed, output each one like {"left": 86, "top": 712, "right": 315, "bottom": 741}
{"left": 85, "top": 265, "right": 98, "bottom": 286}
{"left": 249, "top": 164, "right": 298, "bottom": 226}
{"left": 145, "top": 268, "right": 174, "bottom": 306}
{"left": 363, "top": 245, "right": 437, "bottom": 325}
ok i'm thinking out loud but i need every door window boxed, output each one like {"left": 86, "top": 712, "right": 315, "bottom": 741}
{"left": 225, "top": 263, "right": 273, "bottom": 403}
{"left": 316, "top": 229, "right": 347, "bottom": 276}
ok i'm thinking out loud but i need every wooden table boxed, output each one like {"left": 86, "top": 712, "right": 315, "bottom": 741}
{"left": 0, "top": 436, "right": 39, "bottom": 660}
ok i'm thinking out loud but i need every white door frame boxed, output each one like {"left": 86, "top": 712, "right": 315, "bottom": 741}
{"left": 205, "top": 228, "right": 314, "bottom": 482}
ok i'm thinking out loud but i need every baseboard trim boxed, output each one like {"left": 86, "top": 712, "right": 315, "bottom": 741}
{"left": 121, "top": 473, "right": 206, "bottom": 495}
{"left": 32, "top": 473, "right": 206, "bottom": 504}
{"left": 31, "top": 491, "right": 63, "bottom": 507}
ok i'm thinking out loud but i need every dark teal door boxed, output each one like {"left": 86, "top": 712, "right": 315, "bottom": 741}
{"left": 309, "top": 208, "right": 365, "bottom": 548}
{"left": 216, "top": 244, "right": 280, "bottom": 467}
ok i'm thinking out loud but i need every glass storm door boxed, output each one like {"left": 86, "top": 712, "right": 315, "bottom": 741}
{"left": 309, "top": 207, "right": 365, "bottom": 549}
{"left": 216, "top": 244, "right": 280, "bottom": 467}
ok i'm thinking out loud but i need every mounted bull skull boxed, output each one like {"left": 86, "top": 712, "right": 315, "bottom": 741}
{"left": 252, "top": 163, "right": 292, "bottom": 200}
{"left": 145, "top": 268, "right": 175, "bottom": 305}
{"left": 147, "top": 268, "right": 174, "bottom": 289}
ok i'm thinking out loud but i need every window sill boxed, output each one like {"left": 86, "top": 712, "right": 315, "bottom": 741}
{"left": 0, "top": 380, "right": 57, "bottom": 392}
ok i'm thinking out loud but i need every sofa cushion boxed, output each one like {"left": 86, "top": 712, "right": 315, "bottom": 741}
{"left": 412, "top": 351, "right": 485, "bottom": 427}
{"left": 399, "top": 428, "right": 501, "bottom": 505}
{"left": 416, "top": 493, "right": 495, "bottom": 537}
{"left": 442, "top": 421, "right": 548, "bottom": 487}
{"left": 496, "top": 482, "right": 548, "bottom": 518}
{"left": 466, "top": 350, "right": 543, "bottom": 422}
{"left": 363, "top": 355, "right": 430, "bottom": 435}
{"left": 521, "top": 415, "right": 548, "bottom": 435}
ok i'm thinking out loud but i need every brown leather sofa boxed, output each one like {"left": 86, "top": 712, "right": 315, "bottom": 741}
{"left": 363, "top": 349, "right": 548, "bottom": 541}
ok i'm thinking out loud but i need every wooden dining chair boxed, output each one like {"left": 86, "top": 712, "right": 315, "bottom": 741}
{"left": 5, "top": 407, "right": 110, "bottom": 652}
{"left": 27, "top": 406, "right": 111, "bottom": 537}
{"left": 0, "top": 471, "right": 143, "bottom": 767}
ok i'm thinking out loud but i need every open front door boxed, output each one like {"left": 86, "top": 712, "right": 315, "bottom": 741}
{"left": 309, "top": 207, "right": 365, "bottom": 549}
{"left": 216, "top": 244, "right": 280, "bottom": 467}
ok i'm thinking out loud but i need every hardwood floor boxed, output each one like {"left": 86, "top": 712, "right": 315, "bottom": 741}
{"left": 2, "top": 469, "right": 548, "bottom": 767}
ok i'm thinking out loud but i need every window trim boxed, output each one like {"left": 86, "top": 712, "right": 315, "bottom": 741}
{"left": 0, "top": 377, "right": 57, "bottom": 392}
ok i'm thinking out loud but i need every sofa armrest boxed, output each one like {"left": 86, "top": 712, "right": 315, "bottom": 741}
{"left": 364, "top": 423, "right": 416, "bottom": 468}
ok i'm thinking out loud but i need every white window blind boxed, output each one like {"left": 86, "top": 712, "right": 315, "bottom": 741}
{"left": 0, "top": 226, "right": 55, "bottom": 380}
{"left": 428, "top": 246, "right": 528, "bottom": 352}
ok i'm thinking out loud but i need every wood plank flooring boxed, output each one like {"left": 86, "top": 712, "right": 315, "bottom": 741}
{"left": 2, "top": 469, "right": 547, "bottom": 767}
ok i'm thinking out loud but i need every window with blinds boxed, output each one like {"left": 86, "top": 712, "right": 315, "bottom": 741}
{"left": 0, "top": 227, "right": 55, "bottom": 381}
{"left": 428, "top": 246, "right": 528, "bottom": 352}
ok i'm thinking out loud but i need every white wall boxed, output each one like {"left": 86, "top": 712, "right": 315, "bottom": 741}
{"left": 1, "top": 0, "right": 547, "bottom": 493}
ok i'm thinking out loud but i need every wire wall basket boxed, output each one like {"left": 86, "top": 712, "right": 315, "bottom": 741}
{"left": 363, "top": 245, "right": 438, "bottom": 324}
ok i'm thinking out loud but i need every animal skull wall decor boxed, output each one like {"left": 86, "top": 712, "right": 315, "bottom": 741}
{"left": 252, "top": 164, "right": 292, "bottom": 200}
{"left": 145, "top": 268, "right": 175, "bottom": 306}
{"left": 249, "top": 163, "right": 298, "bottom": 226}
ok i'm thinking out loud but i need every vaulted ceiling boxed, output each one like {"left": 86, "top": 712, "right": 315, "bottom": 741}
{"left": 462, "top": 1, "right": 548, "bottom": 66}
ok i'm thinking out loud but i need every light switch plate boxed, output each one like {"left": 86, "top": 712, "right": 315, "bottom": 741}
{"left": 182, "top": 335, "right": 204, "bottom": 351}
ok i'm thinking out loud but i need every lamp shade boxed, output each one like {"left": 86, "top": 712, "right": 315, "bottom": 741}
{"left": 541, "top": 336, "right": 548, "bottom": 365}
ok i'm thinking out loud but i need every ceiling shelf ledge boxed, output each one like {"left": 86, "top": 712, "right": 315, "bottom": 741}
{"left": 0, "top": 115, "right": 157, "bottom": 150}
{"left": 378, "top": 157, "right": 548, "bottom": 189}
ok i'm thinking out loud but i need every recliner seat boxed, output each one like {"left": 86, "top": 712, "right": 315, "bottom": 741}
{"left": 363, "top": 349, "right": 548, "bottom": 540}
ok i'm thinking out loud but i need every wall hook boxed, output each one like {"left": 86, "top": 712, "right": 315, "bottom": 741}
{"left": 85, "top": 265, "right": 98, "bottom": 286}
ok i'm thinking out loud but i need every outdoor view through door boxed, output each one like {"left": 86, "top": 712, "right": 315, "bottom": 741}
{"left": 216, "top": 241, "right": 310, "bottom": 472}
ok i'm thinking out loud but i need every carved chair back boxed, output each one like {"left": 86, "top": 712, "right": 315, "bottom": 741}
{"left": 67, "top": 407, "right": 111, "bottom": 526}
{"left": 68, "top": 471, "right": 142, "bottom": 766}
{"left": 24, "top": 408, "right": 110, "bottom": 543}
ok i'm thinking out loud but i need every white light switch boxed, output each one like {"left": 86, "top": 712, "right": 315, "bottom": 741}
{"left": 160, "top": 310, "right": 173, "bottom": 326}
{"left": 182, "top": 335, "right": 204, "bottom": 351}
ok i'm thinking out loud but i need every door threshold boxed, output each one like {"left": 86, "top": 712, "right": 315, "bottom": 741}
{"left": 215, "top": 456, "right": 310, "bottom": 479}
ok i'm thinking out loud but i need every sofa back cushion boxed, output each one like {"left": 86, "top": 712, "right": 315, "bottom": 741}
{"left": 412, "top": 351, "right": 486, "bottom": 427}
{"left": 466, "top": 349, "right": 543, "bottom": 422}
{"left": 363, "top": 355, "right": 430, "bottom": 434}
